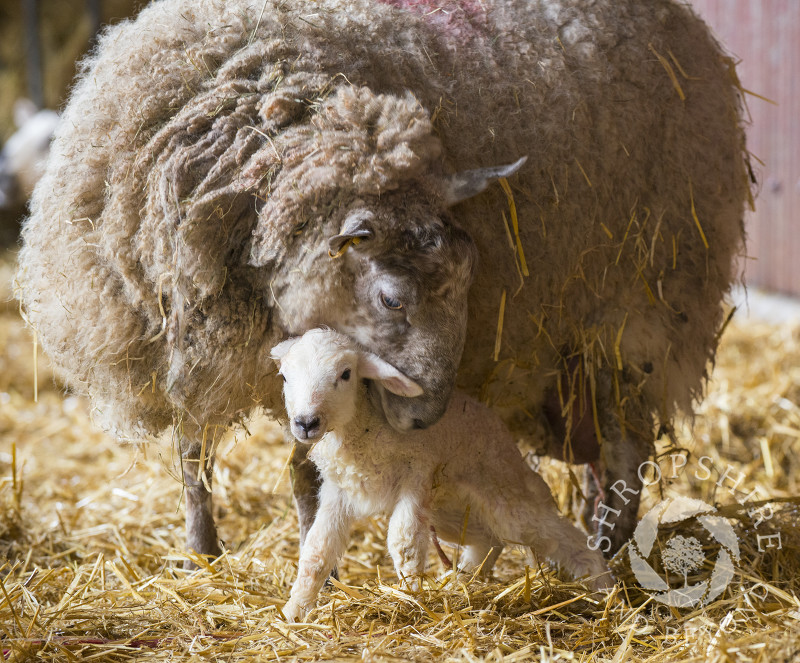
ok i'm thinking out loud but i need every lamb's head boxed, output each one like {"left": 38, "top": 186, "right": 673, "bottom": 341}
{"left": 271, "top": 329, "right": 422, "bottom": 442}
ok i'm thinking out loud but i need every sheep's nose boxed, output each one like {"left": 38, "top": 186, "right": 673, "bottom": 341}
{"left": 294, "top": 416, "right": 321, "bottom": 439}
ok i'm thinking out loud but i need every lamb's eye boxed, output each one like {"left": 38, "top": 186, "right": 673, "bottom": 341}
{"left": 279, "top": 373, "right": 286, "bottom": 382}
{"left": 341, "top": 368, "right": 351, "bottom": 381}
{"left": 380, "top": 293, "right": 403, "bottom": 310}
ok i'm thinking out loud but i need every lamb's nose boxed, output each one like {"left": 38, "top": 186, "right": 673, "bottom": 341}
{"left": 294, "top": 416, "right": 320, "bottom": 439}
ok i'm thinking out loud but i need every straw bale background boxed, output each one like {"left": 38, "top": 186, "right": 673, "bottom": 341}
{"left": 1, "top": 245, "right": 799, "bottom": 660}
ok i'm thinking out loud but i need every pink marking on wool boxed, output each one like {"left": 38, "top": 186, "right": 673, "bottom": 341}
{"left": 378, "top": 0, "right": 488, "bottom": 38}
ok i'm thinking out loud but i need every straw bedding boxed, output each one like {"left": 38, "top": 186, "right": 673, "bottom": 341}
{"left": 1, "top": 246, "right": 799, "bottom": 661}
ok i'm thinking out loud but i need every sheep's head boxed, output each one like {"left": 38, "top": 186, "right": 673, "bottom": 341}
{"left": 249, "top": 85, "right": 526, "bottom": 431}
{"left": 323, "top": 156, "right": 525, "bottom": 432}
{"left": 322, "top": 193, "right": 469, "bottom": 431}
{"left": 271, "top": 329, "right": 422, "bottom": 442}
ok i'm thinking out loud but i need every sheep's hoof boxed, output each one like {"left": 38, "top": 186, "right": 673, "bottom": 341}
{"left": 183, "top": 557, "right": 211, "bottom": 571}
{"left": 182, "top": 543, "right": 224, "bottom": 570}
{"left": 584, "top": 569, "right": 616, "bottom": 593}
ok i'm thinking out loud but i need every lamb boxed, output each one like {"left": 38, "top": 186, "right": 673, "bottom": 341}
{"left": 16, "top": 0, "right": 749, "bottom": 560}
{"left": 272, "top": 328, "right": 613, "bottom": 621}
{"left": 0, "top": 100, "right": 59, "bottom": 210}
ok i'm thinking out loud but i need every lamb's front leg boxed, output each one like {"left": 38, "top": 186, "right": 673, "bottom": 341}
{"left": 387, "top": 493, "right": 429, "bottom": 590}
{"left": 284, "top": 483, "right": 353, "bottom": 622}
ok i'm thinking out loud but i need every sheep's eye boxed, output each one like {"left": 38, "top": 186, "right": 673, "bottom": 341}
{"left": 279, "top": 373, "right": 286, "bottom": 382}
{"left": 341, "top": 369, "right": 351, "bottom": 381}
{"left": 380, "top": 293, "right": 403, "bottom": 310}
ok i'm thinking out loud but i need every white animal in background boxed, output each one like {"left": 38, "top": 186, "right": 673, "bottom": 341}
{"left": 271, "top": 329, "right": 613, "bottom": 622}
{"left": 0, "top": 99, "right": 59, "bottom": 209}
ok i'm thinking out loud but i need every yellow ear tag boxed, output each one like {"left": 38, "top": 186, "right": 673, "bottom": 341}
{"left": 328, "top": 236, "right": 362, "bottom": 259}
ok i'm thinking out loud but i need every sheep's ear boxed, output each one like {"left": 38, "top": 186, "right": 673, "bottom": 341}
{"left": 441, "top": 156, "right": 528, "bottom": 206}
{"left": 328, "top": 209, "right": 377, "bottom": 258}
{"left": 270, "top": 337, "right": 300, "bottom": 362}
{"left": 358, "top": 353, "right": 423, "bottom": 398}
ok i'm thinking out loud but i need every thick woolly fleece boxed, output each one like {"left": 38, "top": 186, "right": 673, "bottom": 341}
{"left": 17, "top": 0, "right": 748, "bottom": 451}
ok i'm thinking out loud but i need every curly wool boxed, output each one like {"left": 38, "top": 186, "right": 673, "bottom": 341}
{"left": 17, "top": 0, "right": 749, "bottom": 445}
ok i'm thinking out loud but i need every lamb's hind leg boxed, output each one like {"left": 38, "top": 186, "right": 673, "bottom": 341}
{"left": 388, "top": 493, "right": 430, "bottom": 590}
{"left": 458, "top": 541, "right": 503, "bottom": 577}
{"left": 529, "top": 509, "right": 615, "bottom": 590}
{"left": 464, "top": 477, "right": 613, "bottom": 590}
{"left": 180, "top": 426, "right": 222, "bottom": 567}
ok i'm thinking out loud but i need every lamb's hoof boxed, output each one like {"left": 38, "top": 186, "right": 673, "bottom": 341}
{"left": 283, "top": 597, "right": 310, "bottom": 622}
{"left": 401, "top": 576, "right": 422, "bottom": 593}
{"left": 322, "top": 566, "right": 340, "bottom": 587}
{"left": 456, "top": 564, "right": 494, "bottom": 580}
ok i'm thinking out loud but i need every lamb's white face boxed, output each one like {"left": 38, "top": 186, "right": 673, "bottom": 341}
{"left": 275, "top": 332, "right": 360, "bottom": 441}
{"left": 271, "top": 329, "right": 424, "bottom": 442}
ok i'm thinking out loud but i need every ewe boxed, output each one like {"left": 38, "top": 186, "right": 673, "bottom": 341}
{"left": 18, "top": 0, "right": 749, "bottom": 559}
{"left": 272, "top": 329, "right": 612, "bottom": 621}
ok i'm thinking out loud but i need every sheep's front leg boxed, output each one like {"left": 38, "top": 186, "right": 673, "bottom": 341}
{"left": 180, "top": 430, "right": 222, "bottom": 567}
{"left": 289, "top": 441, "right": 322, "bottom": 549}
{"left": 284, "top": 483, "right": 353, "bottom": 622}
{"left": 387, "top": 494, "right": 429, "bottom": 590}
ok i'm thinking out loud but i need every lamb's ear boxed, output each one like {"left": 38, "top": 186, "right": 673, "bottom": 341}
{"left": 441, "top": 156, "right": 528, "bottom": 206}
{"left": 328, "top": 209, "right": 378, "bottom": 258}
{"left": 270, "top": 337, "right": 300, "bottom": 362}
{"left": 358, "top": 352, "right": 423, "bottom": 398}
